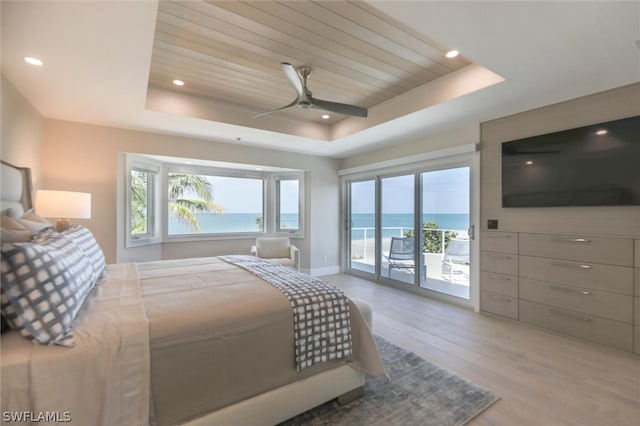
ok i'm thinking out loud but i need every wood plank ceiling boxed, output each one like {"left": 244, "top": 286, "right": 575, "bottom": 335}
{"left": 149, "top": 0, "right": 470, "bottom": 125}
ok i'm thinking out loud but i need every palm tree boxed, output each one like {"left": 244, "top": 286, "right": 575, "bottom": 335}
{"left": 130, "top": 170, "right": 150, "bottom": 234}
{"left": 168, "top": 173, "right": 225, "bottom": 233}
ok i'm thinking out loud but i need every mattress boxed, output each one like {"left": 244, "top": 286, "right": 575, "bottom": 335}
{"left": 138, "top": 257, "right": 384, "bottom": 425}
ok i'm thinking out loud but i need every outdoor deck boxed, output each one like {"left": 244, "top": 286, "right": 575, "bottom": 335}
{"left": 350, "top": 235, "right": 469, "bottom": 299}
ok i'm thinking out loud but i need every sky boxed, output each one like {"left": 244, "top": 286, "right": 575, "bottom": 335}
{"left": 206, "top": 176, "right": 298, "bottom": 213}
{"left": 351, "top": 167, "right": 470, "bottom": 214}
{"left": 207, "top": 176, "right": 262, "bottom": 213}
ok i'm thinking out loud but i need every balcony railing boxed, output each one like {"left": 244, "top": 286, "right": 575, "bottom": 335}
{"left": 350, "top": 226, "right": 462, "bottom": 260}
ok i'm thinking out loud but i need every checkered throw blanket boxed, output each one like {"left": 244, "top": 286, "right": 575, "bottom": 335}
{"left": 220, "top": 255, "right": 353, "bottom": 371}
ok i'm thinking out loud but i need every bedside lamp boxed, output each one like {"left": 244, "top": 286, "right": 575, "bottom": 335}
{"left": 35, "top": 190, "right": 91, "bottom": 232}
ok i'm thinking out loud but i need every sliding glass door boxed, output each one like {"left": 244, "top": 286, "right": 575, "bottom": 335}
{"left": 381, "top": 174, "right": 415, "bottom": 285}
{"left": 419, "top": 167, "right": 470, "bottom": 299}
{"left": 345, "top": 158, "right": 474, "bottom": 305}
{"left": 348, "top": 179, "right": 376, "bottom": 275}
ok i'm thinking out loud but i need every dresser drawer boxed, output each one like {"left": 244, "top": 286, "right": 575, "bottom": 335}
{"left": 519, "top": 300, "right": 633, "bottom": 352}
{"left": 480, "top": 251, "right": 518, "bottom": 275}
{"left": 481, "top": 231, "right": 518, "bottom": 253}
{"left": 519, "top": 256, "right": 633, "bottom": 295}
{"left": 481, "top": 271, "right": 518, "bottom": 298}
{"left": 519, "top": 278, "right": 633, "bottom": 323}
{"left": 519, "top": 233, "right": 633, "bottom": 266}
{"left": 480, "top": 291, "right": 518, "bottom": 320}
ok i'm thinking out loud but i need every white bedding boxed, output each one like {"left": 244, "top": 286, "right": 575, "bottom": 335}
{"left": 1, "top": 258, "right": 385, "bottom": 425}
{"left": 1, "top": 264, "right": 150, "bottom": 425}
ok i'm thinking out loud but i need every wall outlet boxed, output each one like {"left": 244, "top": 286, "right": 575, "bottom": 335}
{"left": 488, "top": 219, "right": 498, "bottom": 229}
{"left": 323, "top": 255, "right": 328, "bottom": 263}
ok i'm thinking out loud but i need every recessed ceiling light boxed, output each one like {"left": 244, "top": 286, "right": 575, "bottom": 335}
{"left": 445, "top": 50, "right": 459, "bottom": 59}
{"left": 321, "top": 114, "right": 330, "bottom": 120}
{"left": 24, "top": 56, "right": 43, "bottom": 66}
{"left": 172, "top": 79, "right": 185, "bottom": 86}
{"left": 595, "top": 129, "right": 608, "bottom": 135}
{"left": 525, "top": 160, "right": 533, "bottom": 165}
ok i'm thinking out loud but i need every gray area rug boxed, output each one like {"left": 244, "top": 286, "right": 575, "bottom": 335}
{"left": 280, "top": 335, "right": 499, "bottom": 426}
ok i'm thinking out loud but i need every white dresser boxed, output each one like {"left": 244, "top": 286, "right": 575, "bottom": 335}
{"left": 479, "top": 231, "right": 519, "bottom": 320}
{"left": 480, "top": 231, "right": 638, "bottom": 353}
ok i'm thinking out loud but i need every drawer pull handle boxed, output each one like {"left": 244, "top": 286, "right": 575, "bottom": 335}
{"left": 487, "top": 254, "right": 512, "bottom": 260}
{"left": 549, "top": 308, "right": 592, "bottom": 322}
{"left": 550, "top": 237, "right": 591, "bottom": 244}
{"left": 488, "top": 233, "right": 512, "bottom": 239}
{"left": 488, "top": 295, "right": 511, "bottom": 302}
{"left": 549, "top": 261, "right": 593, "bottom": 270}
{"left": 548, "top": 284, "right": 592, "bottom": 296}
{"left": 489, "top": 274, "right": 512, "bottom": 281}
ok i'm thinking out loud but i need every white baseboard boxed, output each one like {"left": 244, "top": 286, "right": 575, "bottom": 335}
{"left": 307, "top": 265, "right": 340, "bottom": 277}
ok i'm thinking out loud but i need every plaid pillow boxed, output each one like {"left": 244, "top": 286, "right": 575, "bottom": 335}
{"left": 0, "top": 233, "right": 96, "bottom": 347}
{"left": 33, "top": 226, "right": 105, "bottom": 288}
{"left": 60, "top": 225, "right": 105, "bottom": 283}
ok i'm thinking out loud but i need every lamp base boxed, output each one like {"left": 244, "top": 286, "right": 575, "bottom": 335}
{"left": 55, "top": 219, "right": 70, "bottom": 232}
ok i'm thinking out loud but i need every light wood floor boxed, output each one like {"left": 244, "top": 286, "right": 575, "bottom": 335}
{"left": 323, "top": 273, "right": 640, "bottom": 426}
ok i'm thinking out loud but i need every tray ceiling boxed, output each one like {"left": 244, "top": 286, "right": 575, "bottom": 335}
{"left": 3, "top": 1, "right": 637, "bottom": 157}
{"left": 148, "top": 0, "right": 471, "bottom": 128}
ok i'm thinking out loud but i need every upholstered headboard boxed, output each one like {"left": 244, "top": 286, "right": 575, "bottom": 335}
{"left": 1, "top": 160, "right": 33, "bottom": 217}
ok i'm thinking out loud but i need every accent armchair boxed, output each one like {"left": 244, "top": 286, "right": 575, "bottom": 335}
{"left": 251, "top": 237, "right": 300, "bottom": 270}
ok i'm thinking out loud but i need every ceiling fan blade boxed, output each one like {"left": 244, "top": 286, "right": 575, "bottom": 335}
{"left": 309, "top": 97, "right": 368, "bottom": 118}
{"left": 252, "top": 98, "right": 299, "bottom": 119}
{"left": 253, "top": 62, "right": 367, "bottom": 119}
{"left": 280, "top": 62, "right": 305, "bottom": 99}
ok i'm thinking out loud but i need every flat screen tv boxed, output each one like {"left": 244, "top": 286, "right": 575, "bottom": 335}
{"left": 501, "top": 115, "right": 640, "bottom": 207}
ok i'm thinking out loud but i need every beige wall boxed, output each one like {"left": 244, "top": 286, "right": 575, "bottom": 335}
{"left": 1, "top": 75, "right": 44, "bottom": 187}
{"left": 480, "top": 82, "right": 640, "bottom": 236}
{"left": 40, "top": 119, "right": 340, "bottom": 269}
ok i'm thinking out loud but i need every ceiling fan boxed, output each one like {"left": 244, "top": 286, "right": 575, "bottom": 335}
{"left": 253, "top": 62, "right": 368, "bottom": 119}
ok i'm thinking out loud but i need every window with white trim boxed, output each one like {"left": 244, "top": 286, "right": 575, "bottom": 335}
{"left": 275, "top": 177, "right": 301, "bottom": 233}
{"left": 124, "top": 154, "right": 305, "bottom": 245}
{"left": 167, "top": 172, "right": 265, "bottom": 236}
{"left": 126, "top": 157, "right": 161, "bottom": 247}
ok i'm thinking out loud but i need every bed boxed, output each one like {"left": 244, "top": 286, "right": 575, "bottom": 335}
{"left": 0, "top": 160, "right": 385, "bottom": 425}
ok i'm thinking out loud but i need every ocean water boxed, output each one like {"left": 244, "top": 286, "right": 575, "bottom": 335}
{"left": 169, "top": 212, "right": 468, "bottom": 236}
{"left": 169, "top": 212, "right": 298, "bottom": 234}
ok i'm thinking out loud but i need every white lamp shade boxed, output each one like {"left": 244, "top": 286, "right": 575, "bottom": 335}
{"left": 35, "top": 190, "right": 91, "bottom": 219}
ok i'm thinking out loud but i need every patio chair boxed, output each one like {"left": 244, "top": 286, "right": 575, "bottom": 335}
{"left": 386, "top": 236, "right": 416, "bottom": 278}
{"left": 441, "top": 237, "right": 470, "bottom": 281}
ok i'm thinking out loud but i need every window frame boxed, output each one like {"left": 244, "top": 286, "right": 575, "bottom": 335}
{"left": 125, "top": 156, "right": 161, "bottom": 247}
{"left": 164, "top": 164, "right": 269, "bottom": 241}
{"left": 124, "top": 155, "right": 306, "bottom": 245}
{"left": 124, "top": 153, "right": 306, "bottom": 243}
{"left": 274, "top": 174, "right": 304, "bottom": 235}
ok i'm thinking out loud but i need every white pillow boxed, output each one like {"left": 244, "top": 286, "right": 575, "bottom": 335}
{"left": 0, "top": 215, "right": 32, "bottom": 242}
